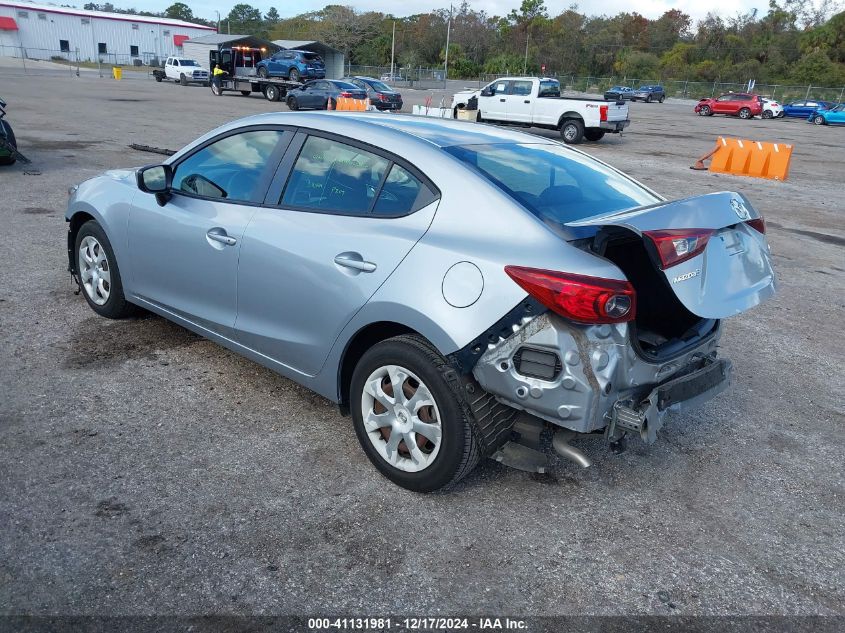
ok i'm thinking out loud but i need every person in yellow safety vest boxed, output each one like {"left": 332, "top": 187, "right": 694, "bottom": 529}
{"left": 212, "top": 65, "right": 226, "bottom": 91}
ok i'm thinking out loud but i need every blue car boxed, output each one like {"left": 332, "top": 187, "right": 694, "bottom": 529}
{"left": 782, "top": 99, "right": 834, "bottom": 118}
{"left": 256, "top": 49, "right": 325, "bottom": 82}
{"left": 809, "top": 104, "right": 845, "bottom": 125}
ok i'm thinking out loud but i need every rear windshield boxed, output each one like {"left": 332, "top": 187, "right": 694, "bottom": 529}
{"left": 367, "top": 80, "right": 391, "bottom": 91}
{"left": 445, "top": 143, "right": 658, "bottom": 227}
{"left": 332, "top": 81, "right": 359, "bottom": 90}
{"left": 302, "top": 52, "right": 322, "bottom": 61}
{"left": 538, "top": 80, "right": 560, "bottom": 97}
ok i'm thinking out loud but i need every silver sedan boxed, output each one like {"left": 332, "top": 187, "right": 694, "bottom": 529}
{"left": 66, "top": 112, "right": 776, "bottom": 491}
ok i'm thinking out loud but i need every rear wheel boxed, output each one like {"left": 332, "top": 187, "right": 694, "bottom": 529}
{"left": 584, "top": 128, "right": 605, "bottom": 142}
{"left": 288, "top": 68, "right": 300, "bottom": 82}
{"left": 739, "top": 108, "right": 752, "bottom": 119}
{"left": 264, "top": 84, "right": 280, "bottom": 101}
{"left": 560, "top": 118, "right": 585, "bottom": 144}
{"left": 698, "top": 105, "right": 711, "bottom": 116}
{"left": 350, "top": 335, "right": 480, "bottom": 492}
{"left": 74, "top": 220, "right": 138, "bottom": 319}
{"left": 659, "top": 95, "right": 665, "bottom": 103}
{"left": 257, "top": 66, "right": 269, "bottom": 79}
{"left": 762, "top": 110, "right": 773, "bottom": 119}
{"left": 645, "top": 95, "right": 652, "bottom": 103}
{"left": 814, "top": 115, "right": 826, "bottom": 125}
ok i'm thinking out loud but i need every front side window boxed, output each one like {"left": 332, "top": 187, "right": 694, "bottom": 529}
{"left": 173, "top": 130, "right": 286, "bottom": 203}
{"left": 281, "top": 136, "right": 389, "bottom": 214}
{"left": 445, "top": 143, "right": 658, "bottom": 226}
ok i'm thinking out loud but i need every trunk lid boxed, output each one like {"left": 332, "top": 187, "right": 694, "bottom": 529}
{"left": 567, "top": 191, "right": 776, "bottom": 319}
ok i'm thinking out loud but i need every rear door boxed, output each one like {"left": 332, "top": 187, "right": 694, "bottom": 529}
{"left": 567, "top": 191, "right": 776, "bottom": 319}
{"left": 234, "top": 132, "right": 440, "bottom": 376}
{"left": 506, "top": 79, "right": 535, "bottom": 123}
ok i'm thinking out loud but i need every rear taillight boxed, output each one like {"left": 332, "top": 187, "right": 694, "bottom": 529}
{"left": 746, "top": 218, "right": 766, "bottom": 234}
{"left": 504, "top": 266, "right": 635, "bottom": 324}
{"left": 339, "top": 91, "right": 353, "bottom": 97}
{"left": 378, "top": 93, "right": 388, "bottom": 101}
{"left": 644, "top": 229, "right": 715, "bottom": 269}
{"left": 600, "top": 105, "right": 608, "bottom": 121}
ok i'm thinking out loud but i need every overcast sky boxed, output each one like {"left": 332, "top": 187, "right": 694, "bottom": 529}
{"left": 132, "top": 0, "right": 780, "bottom": 25}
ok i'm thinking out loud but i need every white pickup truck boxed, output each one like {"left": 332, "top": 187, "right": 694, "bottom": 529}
{"left": 451, "top": 77, "right": 629, "bottom": 144}
{"left": 152, "top": 57, "right": 210, "bottom": 86}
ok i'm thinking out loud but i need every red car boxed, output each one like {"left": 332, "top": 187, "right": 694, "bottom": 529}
{"left": 694, "top": 93, "right": 763, "bottom": 119}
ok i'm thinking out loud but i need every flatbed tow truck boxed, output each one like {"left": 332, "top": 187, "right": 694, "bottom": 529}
{"left": 209, "top": 46, "right": 303, "bottom": 102}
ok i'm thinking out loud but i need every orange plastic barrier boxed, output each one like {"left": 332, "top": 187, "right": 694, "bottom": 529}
{"left": 707, "top": 136, "right": 793, "bottom": 181}
{"left": 334, "top": 97, "right": 368, "bottom": 111}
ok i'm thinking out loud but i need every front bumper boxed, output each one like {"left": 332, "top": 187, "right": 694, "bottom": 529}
{"left": 471, "top": 312, "right": 726, "bottom": 441}
{"left": 600, "top": 119, "right": 630, "bottom": 132}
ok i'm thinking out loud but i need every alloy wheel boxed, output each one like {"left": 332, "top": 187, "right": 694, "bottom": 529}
{"left": 78, "top": 236, "right": 111, "bottom": 306}
{"left": 360, "top": 364, "right": 443, "bottom": 473}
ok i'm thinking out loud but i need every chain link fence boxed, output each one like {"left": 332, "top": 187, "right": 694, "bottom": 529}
{"left": 1, "top": 45, "right": 164, "bottom": 69}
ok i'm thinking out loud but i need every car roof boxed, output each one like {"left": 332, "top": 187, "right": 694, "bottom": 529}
{"left": 218, "top": 112, "right": 557, "bottom": 149}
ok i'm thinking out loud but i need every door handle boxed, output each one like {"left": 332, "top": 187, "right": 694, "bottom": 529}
{"left": 334, "top": 254, "right": 376, "bottom": 273}
{"left": 499, "top": 98, "right": 506, "bottom": 102}
{"left": 206, "top": 229, "right": 237, "bottom": 246}
{"left": 524, "top": 100, "right": 531, "bottom": 104}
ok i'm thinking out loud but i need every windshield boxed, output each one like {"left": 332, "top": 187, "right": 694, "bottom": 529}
{"left": 179, "top": 60, "right": 199, "bottom": 66}
{"left": 445, "top": 143, "right": 659, "bottom": 230}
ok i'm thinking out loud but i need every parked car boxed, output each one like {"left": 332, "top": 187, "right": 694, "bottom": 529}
{"left": 451, "top": 77, "right": 629, "bottom": 144}
{"left": 760, "top": 98, "right": 784, "bottom": 119}
{"left": 379, "top": 73, "right": 404, "bottom": 82}
{"left": 630, "top": 85, "right": 665, "bottom": 102}
{"left": 256, "top": 50, "right": 326, "bottom": 82}
{"left": 694, "top": 93, "right": 763, "bottom": 119}
{"left": 0, "top": 96, "right": 22, "bottom": 165}
{"left": 604, "top": 86, "right": 634, "bottom": 100}
{"left": 153, "top": 57, "right": 209, "bottom": 86}
{"left": 782, "top": 100, "right": 835, "bottom": 118}
{"left": 65, "top": 112, "right": 776, "bottom": 491}
{"left": 342, "top": 76, "right": 403, "bottom": 111}
{"left": 286, "top": 80, "right": 367, "bottom": 110}
{"left": 810, "top": 104, "right": 845, "bottom": 125}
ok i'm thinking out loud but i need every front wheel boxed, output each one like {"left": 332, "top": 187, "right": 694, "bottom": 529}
{"left": 288, "top": 68, "right": 300, "bottom": 82}
{"left": 584, "top": 128, "right": 605, "bottom": 142}
{"left": 739, "top": 108, "right": 752, "bottom": 119}
{"left": 698, "top": 105, "right": 711, "bottom": 116}
{"left": 287, "top": 96, "right": 299, "bottom": 111}
{"left": 350, "top": 335, "right": 480, "bottom": 492}
{"left": 74, "top": 220, "right": 138, "bottom": 319}
{"left": 814, "top": 115, "right": 825, "bottom": 125}
{"left": 180, "top": 73, "right": 187, "bottom": 86}
{"left": 659, "top": 95, "right": 665, "bottom": 103}
{"left": 264, "top": 84, "right": 280, "bottom": 101}
{"left": 0, "top": 120, "right": 17, "bottom": 165}
{"left": 645, "top": 95, "right": 652, "bottom": 103}
{"left": 257, "top": 66, "right": 269, "bottom": 79}
{"left": 154, "top": 74, "right": 162, "bottom": 82}
{"left": 560, "top": 118, "right": 585, "bottom": 144}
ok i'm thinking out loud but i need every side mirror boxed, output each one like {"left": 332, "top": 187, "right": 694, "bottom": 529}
{"left": 480, "top": 88, "right": 493, "bottom": 97}
{"left": 136, "top": 164, "right": 172, "bottom": 206}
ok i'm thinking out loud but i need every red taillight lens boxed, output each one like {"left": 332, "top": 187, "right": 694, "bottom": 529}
{"left": 378, "top": 93, "right": 388, "bottom": 101}
{"left": 600, "top": 104, "right": 608, "bottom": 121}
{"left": 339, "top": 91, "right": 353, "bottom": 97}
{"left": 746, "top": 218, "right": 766, "bottom": 234}
{"left": 644, "top": 229, "right": 714, "bottom": 269}
{"left": 504, "top": 266, "right": 636, "bottom": 324}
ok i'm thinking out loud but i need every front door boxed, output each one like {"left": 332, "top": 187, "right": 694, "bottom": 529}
{"left": 234, "top": 132, "right": 440, "bottom": 376}
{"left": 478, "top": 80, "right": 511, "bottom": 120}
{"left": 127, "top": 128, "right": 291, "bottom": 337}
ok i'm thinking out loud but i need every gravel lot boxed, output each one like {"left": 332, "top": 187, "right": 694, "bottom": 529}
{"left": 1, "top": 67, "right": 843, "bottom": 620}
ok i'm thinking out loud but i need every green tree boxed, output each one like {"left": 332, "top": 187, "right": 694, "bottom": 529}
{"left": 226, "top": 4, "right": 265, "bottom": 37}
{"left": 265, "top": 7, "right": 280, "bottom": 26}
{"left": 164, "top": 2, "right": 193, "bottom": 22}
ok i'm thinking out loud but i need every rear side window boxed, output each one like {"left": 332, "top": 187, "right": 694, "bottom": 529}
{"left": 512, "top": 80, "right": 532, "bottom": 96}
{"left": 445, "top": 143, "right": 658, "bottom": 226}
{"left": 372, "top": 164, "right": 437, "bottom": 216}
{"left": 281, "top": 136, "right": 389, "bottom": 214}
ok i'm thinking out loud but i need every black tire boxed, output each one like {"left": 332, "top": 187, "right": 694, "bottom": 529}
{"left": 154, "top": 74, "right": 162, "bottom": 82}
{"left": 240, "top": 90, "right": 251, "bottom": 96}
{"left": 0, "top": 120, "right": 17, "bottom": 166}
{"left": 264, "top": 84, "right": 280, "bottom": 102}
{"left": 762, "top": 110, "right": 773, "bottom": 119}
{"left": 699, "top": 105, "right": 711, "bottom": 116}
{"left": 74, "top": 220, "right": 138, "bottom": 319}
{"left": 180, "top": 73, "right": 187, "bottom": 86}
{"left": 814, "top": 115, "right": 825, "bottom": 126}
{"left": 560, "top": 118, "right": 585, "bottom": 144}
{"left": 645, "top": 95, "right": 652, "bottom": 103}
{"left": 287, "top": 96, "right": 299, "bottom": 111}
{"left": 739, "top": 107, "right": 752, "bottom": 119}
{"left": 584, "top": 128, "right": 605, "bottom": 142}
{"left": 257, "top": 66, "right": 269, "bottom": 79}
{"left": 288, "top": 68, "right": 300, "bottom": 82}
{"left": 350, "top": 334, "right": 480, "bottom": 492}
{"left": 659, "top": 95, "right": 665, "bottom": 103}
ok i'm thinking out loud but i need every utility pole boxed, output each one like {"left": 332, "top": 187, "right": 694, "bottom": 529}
{"left": 444, "top": 4, "right": 452, "bottom": 86}
{"left": 390, "top": 21, "right": 395, "bottom": 80}
{"left": 215, "top": 10, "right": 220, "bottom": 33}
{"left": 523, "top": 31, "right": 530, "bottom": 76}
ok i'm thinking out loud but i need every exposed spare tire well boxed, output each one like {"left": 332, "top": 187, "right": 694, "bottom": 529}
{"left": 593, "top": 227, "right": 719, "bottom": 361}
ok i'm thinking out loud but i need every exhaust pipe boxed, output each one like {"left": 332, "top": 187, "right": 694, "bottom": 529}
{"left": 552, "top": 430, "right": 592, "bottom": 468}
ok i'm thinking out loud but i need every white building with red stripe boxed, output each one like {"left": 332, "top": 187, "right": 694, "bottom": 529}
{"left": 0, "top": 0, "right": 215, "bottom": 64}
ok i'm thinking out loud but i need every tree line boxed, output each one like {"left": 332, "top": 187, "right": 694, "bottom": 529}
{"left": 86, "top": 1, "right": 845, "bottom": 86}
